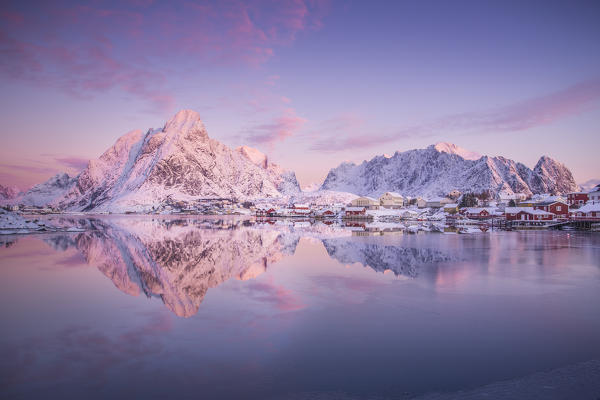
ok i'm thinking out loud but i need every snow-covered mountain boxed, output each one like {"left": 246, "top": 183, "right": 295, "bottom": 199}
{"left": 0, "top": 184, "right": 20, "bottom": 201}
{"left": 578, "top": 178, "right": 600, "bottom": 192}
{"left": 26, "top": 110, "right": 301, "bottom": 212}
{"left": 320, "top": 143, "right": 578, "bottom": 198}
{"left": 432, "top": 142, "right": 481, "bottom": 160}
{"left": 13, "top": 173, "right": 77, "bottom": 207}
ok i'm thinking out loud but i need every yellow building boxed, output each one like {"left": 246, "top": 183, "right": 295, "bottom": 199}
{"left": 379, "top": 192, "right": 404, "bottom": 209}
{"left": 350, "top": 196, "right": 380, "bottom": 210}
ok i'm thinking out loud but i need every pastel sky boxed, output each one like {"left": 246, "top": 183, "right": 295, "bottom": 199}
{"left": 1, "top": 0, "right": 599, "bottom": 190}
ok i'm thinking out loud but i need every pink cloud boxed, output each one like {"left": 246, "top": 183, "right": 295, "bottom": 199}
{"left": 54, "top": 157, "right": 89, "bottom": 171}
{"left": 0, "top": 10, "right": 25, "bottom": 25}
{"left": 309, "top": 78, "right": 600, "bottom": 152}
{"left": 0, "top": 1, "right": 329, "bottom": 112}
{"left": 0, "top": 163, "right": 58, "bottom": 175}
{"left": 266, "top": 74, "right": 280, "bottom": 86}
{"left": 241, "top": 279, "right": 305, "bottom": 312}
{"left": 243, "top": 108, "right": 307, "bottom": 146}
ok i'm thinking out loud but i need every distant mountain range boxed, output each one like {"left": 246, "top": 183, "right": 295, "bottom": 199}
{"left": 2, "top": 111, "right": 583, "bottom": 211}
{"left": 579, "top": 179, "right": 600, "bottom": 192}
{"left": 320, "top": 142, "right": 578, "bottom": 198}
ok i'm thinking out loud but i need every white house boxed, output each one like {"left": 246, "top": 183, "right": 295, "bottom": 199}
{"left": 379, "top": 192, "right": 404, "bottom": 209}
{"left": 443, "top": 203, "right": 459, "bottom": 213}
{"left": 425, "top": 197, "right": 453, "bottom": 208}
{"left": 498, "top": 192, "right": 527, "bottom": 205}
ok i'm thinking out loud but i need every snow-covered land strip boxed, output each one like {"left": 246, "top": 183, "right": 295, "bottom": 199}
{"left": 0, "top": 209, "right": 84, "bottom": 234}
{"left": 0, "top": 209, "right": 52, "bottom": 234}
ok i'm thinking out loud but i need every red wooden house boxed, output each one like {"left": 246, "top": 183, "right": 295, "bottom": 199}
{"left": 570, "top": 203, "right": 600, "bottom": 221}
{"left": 345, "top": 206, "right": 366, "bottom": 217}
{"left": 566, "top": 192, "right": 588, "bottom": 206}
{"left": 505, "top": 207, "right": 554, "bottom": 221}
{"left": 256, "top": 207, "right": 276, "bottom": 216}
{"left": 464, "top": 207, "right": 496, "bottom": 219}
{"left": 533, "top": 201, "right": 568, "bottom": 218}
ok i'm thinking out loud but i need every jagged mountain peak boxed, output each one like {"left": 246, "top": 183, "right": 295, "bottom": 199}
{"left": 21, "top": 109, "right": 302, "bottom": 211}
{"left": 10, "top": 172, "right": 77, "bottom": 207}
{"left": 163, "top": 109, "right": 208, "bottom": 138}
{"left": 431, "top": 142, "right": 482, "bottom": 160}
{"left": 535, "top": 155, "right": 563, "bottom": 168}
{"left": 321, "top": 144, "right": 577, "bottom": 197}
{"left": 532, "top": 155, "right": 576, "bottom": 194}
{"left": 236, "top": 145, "right": 268, "bottom": 168}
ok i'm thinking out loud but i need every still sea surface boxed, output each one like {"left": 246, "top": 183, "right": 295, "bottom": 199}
{"left": 1, "top": 216, "right": 599, "bottom": 399}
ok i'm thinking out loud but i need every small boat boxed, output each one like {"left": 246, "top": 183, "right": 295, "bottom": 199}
{"left": 561, "top": 225, "right": 577, "bottom": 231}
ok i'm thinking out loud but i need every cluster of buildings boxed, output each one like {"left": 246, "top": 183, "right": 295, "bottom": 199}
{"left": 255, "top": 185, "right": 600, "bottom": 229}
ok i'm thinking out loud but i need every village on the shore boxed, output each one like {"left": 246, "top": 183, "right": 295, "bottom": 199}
{"left": 254, "top": 184, "right": 600, "bottom": 232}
{"left": 2, "top": 184, "right": 600, "bottom": 234}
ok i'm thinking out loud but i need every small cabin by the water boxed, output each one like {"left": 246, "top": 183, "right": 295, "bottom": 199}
{"left": 570, "top": 203, "right": 600, "bottom": 220}
{"left": 505, "top": 207, "right": 554, "bottom": 221}
{"left": 345, "top": 206, "right": 367, "bottom": 217}
{"left": 464, "top": 207, "right": 495, "bottom": 219}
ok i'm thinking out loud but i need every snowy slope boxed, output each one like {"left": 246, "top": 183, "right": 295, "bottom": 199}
{"left": 13, "top": 173, "right": 77, "bottom": 207}
{"left": 0, "top": 184, "right": 20, "bottom": 201}
{"left": 433, "top": 142, "right": 481, "bottom": 160}
{"left": 320, "top": 144, "right": 577, "bottom": 197}
{"left": 54, "top": 110, "right": 300, "bottom": 212}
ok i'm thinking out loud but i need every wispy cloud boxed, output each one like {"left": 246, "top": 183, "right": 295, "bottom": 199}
{"left": 53, "top": 157, "right": 89, "bottom": 171}
{"left": 240, "top": 279, "right": 305, "bottom": 312}
{"left": 243, "top": 108, "right": 307, "bottom": 147}
{"left": 0, "top": 163, "right": 58, "bottom": 175}
{"left": 0, "top": 0, "right": 330, "bottom": 112}
{"left": 309, "top": 78, "right": 600, "bottom": 152}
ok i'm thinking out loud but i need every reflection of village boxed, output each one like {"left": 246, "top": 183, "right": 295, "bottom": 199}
{"left": 255, "top": 185, "right": 600, "bottom": 232}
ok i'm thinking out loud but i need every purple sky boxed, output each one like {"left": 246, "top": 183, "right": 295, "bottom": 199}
{"left": 1, "top": 0, "right": 599, "bottom": 190}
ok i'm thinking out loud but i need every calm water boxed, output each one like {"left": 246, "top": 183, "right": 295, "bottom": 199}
{"left": 1, "top": 216, "right": 599, "bottom": 399}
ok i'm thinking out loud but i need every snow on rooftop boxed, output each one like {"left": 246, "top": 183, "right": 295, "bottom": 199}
{"left": 575, "top": 203, "right": 600, "bottom": 213}
{"left": 382, "top": 192, "right": 403, "bottom": 197}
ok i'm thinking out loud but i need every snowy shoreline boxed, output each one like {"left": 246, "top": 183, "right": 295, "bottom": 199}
{"left": 0, "top": 209, "right": 85, "bottom": 235}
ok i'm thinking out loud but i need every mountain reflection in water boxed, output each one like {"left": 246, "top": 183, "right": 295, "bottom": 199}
{"left": 7, "top": 216, "right": 462, "bottom": 317}
{"left": 7, "top": 216, "right": 592, "bottom": 318}
{"left": 2, "top": 216, "right": 600, "bottom": 400}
